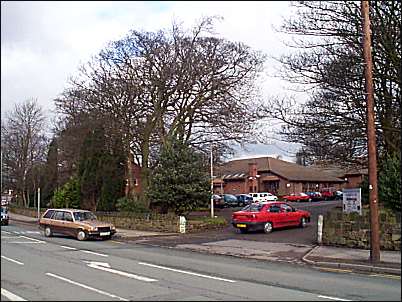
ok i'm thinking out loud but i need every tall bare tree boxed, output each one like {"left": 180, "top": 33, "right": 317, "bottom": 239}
{"left": 55, "top": 17, "right": 265, "bottom": 205}
{"left": 263, "top": 1, "right": 400, "bottom": 166}
{"left": 1, "top": 99, "right": 47, "bottom": 207}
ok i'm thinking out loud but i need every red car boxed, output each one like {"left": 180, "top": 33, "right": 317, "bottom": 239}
{"left": 231, "top": 202, "right": 311, "bottom": 233}
{"left": 282, "top": 192, "right": 311, "bottom": 202}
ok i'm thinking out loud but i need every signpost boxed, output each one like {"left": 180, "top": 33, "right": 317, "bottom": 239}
{"left": 342, "top": 188, "right": 362, "bottom": 215}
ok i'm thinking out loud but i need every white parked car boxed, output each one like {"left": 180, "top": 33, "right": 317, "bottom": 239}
{"left": 249, "top": 192, "right": 278, "bottom": 202}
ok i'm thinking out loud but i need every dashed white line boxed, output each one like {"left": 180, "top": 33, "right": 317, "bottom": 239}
{"left": 1, "top": 255, "right": 24, "bottom": 265}
{"left": 1, "top": 288, "right": 27, "bottom": 301}
{"left": 46, "top": 273, "right": 128, "bottom": 301}
{"left": 60, "top": 245, "right": 77, "bottom": 250}
{"left": 138, "top": 262, "right": 236, "bottom": 283}
{"left": 81, "top": 250, "right": 108, "bottom": 257}
{"left": 318, "top": 295, "right": 351, "bottom": 301}
{"left": 1, "top": 230, "right": 11, "bottom": 234}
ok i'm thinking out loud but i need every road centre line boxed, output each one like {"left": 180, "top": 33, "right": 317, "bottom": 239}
{"left": 46, "top": 272, "right": 128, "bottom": 301}
{"left": 318, "top": 295, "right": 351, "bottom": 301}
{"left": 1, "top": 255, "right": 24, "bottom": 265}
{"left": 60, "top": 245, "right": 77, "bottom": 250}
{"left": 138, "top": 262, "right": 236, "bottom": 283}
{"left": 81, "top": 250, "right": 108, "bottom": 257}
{"left": 1, "top": 230, "right": 11, "bottom": 234}
{"left": 1, "top": 288, "right": 27, "bottom": 301}
{"left": 1, "top": 236, "right": 21, "bottom": 238}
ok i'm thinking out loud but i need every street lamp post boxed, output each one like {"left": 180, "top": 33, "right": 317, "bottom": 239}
{"left": 210, "top": 146, "right": 214, "bottom": 218}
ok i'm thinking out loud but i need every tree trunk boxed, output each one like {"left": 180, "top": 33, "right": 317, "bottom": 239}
{"left": 126, "top": 151, "right": 136, "bottom": 199}
{"left": 140, "top": 140, "right": 150, "bottom": 207}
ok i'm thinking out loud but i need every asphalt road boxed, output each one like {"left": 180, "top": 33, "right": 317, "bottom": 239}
{"left": 1, "top": 221, "right": 400, "bottom": 301}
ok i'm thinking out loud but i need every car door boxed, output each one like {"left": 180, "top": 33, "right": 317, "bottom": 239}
{"left": 266, "top": 204, "right": 285, "bottom": 227}
{"left": 63, "top": 211, "right": 76, "bottom": 236}
{"left": 281, "top": 203, "right": 299, "bottom": 226}
{"left": 51, "top": 210, "right": 66, "bottom": 234}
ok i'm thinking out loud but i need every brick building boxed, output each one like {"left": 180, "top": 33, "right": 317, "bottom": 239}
{"left": 213, "top": 157, "right": 347, "bottom": 196}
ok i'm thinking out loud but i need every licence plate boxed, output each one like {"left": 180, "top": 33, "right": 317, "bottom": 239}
{"left": 237, "top": 224, "right": 246, "bottom": 228}
{"left": 100, "top": 232, "right": 110, "bottom": 236}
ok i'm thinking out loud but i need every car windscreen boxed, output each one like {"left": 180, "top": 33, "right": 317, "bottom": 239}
{"left": 73, "top": 211, "right": 97, "bottom": 221}
{"left": 241, "top": 203, "right": 264, "bottom": 212}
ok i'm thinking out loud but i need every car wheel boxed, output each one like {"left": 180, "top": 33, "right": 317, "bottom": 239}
{"left": 263, "top": 222, "right": 273, "bottom": 234}
{"left": 77, "top": 229, "right": 87, "bottom": 241}
{"left": 299, "top": 217, "right": 307, "bottom": 228}
{"left": 44, "top": 226, "right": 52, "bottom": 237}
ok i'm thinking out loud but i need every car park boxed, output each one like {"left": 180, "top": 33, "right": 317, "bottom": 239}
{"left": 231, "top": 202, "right": 311, "bottom": 233}
{"left": 1, "top": 207, "right": 9, "bottom": 226}
{"left": 39, "top": 208, "right": 116, "bottom": 241}
{"left": 236, "top": 194, "right": 253, "bottom": 207}
{"left": 282, "top": 192, "right": 311, "bottom": 202}
{"left": 250, "top": 192, "right": 278, "bottom": 202}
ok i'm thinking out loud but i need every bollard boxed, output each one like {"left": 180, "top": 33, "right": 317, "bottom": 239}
{"left": 317, "top": 214, "right": 323, "bottom": 244}
{"left": 179, "top": 216, "right": 186, "bottom": 233}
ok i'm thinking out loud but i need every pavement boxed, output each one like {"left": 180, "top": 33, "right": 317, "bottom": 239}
{"left": 6, "top": 212, "right": 401, "bottom": 276}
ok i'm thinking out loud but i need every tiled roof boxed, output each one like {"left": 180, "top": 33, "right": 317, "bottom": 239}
{"left": 215, "top": 157, "right": 345, "bottom": 182}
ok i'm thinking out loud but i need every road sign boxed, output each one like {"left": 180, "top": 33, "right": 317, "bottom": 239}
{"left": 342, "top": 188, "right": 362, "bottom": 215}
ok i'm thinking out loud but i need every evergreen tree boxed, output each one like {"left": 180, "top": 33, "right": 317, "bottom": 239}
{"left": 42, "top": 138, "right": 59, "bottom": 206}
{"left": 147, "top": 139, "right": 210, "bottom": 215}
{"left": 78, "top": 128, "right": 105, "bottom": 210}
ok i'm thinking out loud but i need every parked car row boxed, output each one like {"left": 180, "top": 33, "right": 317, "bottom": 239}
{"left": 213, "top": 192, "right": 279, "bottom": 208}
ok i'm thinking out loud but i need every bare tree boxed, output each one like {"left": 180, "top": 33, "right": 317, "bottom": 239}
{"left": 262, "top": 1, "right": 400, "bottom": 166}
{"left": 55, "top": 17, "right": 266, "bottom": 205}
{"left": 1, "top": 99, "right": 47, "bottom": 207}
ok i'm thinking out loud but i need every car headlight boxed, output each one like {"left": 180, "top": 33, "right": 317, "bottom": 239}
{"left": 91, "top": 227, "right": 98, "bottom": 231}
{"left": 111, "top": 225, "right": 116, "bottom": 230}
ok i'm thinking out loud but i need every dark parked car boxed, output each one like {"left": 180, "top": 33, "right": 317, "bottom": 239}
{"left": 223, "top": 194, "right": 240, "bottom": 207}
{"left": 236, "top": 194, "right": 253, "bottom": 207}
{"left": 305, "top": 191, "right": 322, "bottom": 201}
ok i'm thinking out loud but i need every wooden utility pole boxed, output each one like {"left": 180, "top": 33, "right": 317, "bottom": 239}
{"left": 361, "top": 0, "right": 380, "bottom": 263}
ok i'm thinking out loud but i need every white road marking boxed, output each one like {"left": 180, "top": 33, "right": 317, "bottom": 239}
{"left": 81, "top": 250, "right": 108, "bottom": 257}
{"left": 1, "top": 236, "right": 21, "bottom": 238}
{"left": 1, "top": 288, "right": 27, "bottom": 301}
{"left": 25, "top": 231, "right": 40, "bottom": 234}
{"left": 8, "top": 241, "right": 44, "bottom": 244}
{"left": 46, "top": 272, "right": 128, "bottom": 301}
{"left": 1, "top": 255, "right": 24, "bottom": 265}
{"left": 84, "top": 261, "right": 157, "bottom": 282}
{"left": 318, "top": 295, "right": 351, "bottom": 301}
{"left": 138, "top": 262, "right": 236, "bottom": 283}
{"left": 60, "top": 245, "right": 77, "bottom": 250}
{"left": 18, "top": 235, "right": 45, "bottom": 243}
{"left": 1, "top": 230, "right": 11, "bottom": 234}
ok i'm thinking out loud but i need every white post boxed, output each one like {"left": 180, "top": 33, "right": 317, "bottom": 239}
{"left": 37, "top": 187, "right": 41, "bottom": 221}
{"left": 210, "top": 146, "right": 214, "bottom": 218}
{"left": 317, "top": 214, "right": 323, "bottom": 244}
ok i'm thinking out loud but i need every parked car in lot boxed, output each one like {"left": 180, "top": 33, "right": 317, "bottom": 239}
{"left": 305, "top": 191, "right": 322, "bottom": 201}
{"left": 236, "top": 194, "right": 253, "bottom": 207}
{"left": 222, "top": 194, "right": 240, "bottom": 207}
{"left": 213, "top": 194, "right": 225, "bottom": 209}
{"left": 39, "top": 208, "right": 116, "bottom": 241}
{"left": 282, "top": 192, "right": 312, "bottom": 202}
{"left": 334, "top": 191, "right": 343, "bottom": 200}
{"left": 231, "top": 202, "right": 311, "bottom": 233}
{"left": 1, "top": 207, "right": 9, "bottom": 226}
{"left": 250, "top": 192, "right": 278, "bottom": 202}
{"left": 320, "top": 190, "right": 335, "bottom": 200}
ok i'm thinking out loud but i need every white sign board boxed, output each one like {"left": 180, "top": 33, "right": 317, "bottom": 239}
{"left": 179, "top": 216, "right": 186, "bottom": 233}
{"left": 342, "top": 188, "right": 362, "bottom": 215}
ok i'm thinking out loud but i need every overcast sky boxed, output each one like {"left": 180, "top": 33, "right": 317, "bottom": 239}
{"left": 1, "top": 1, "right": 303, "bottom": 161}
